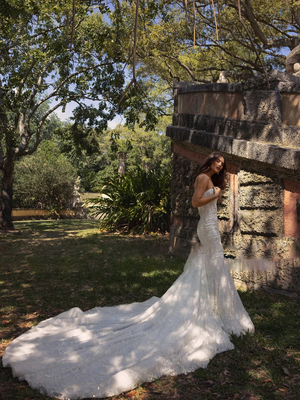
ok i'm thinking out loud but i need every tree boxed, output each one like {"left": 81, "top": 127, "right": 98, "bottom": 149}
{"left": 115, "top": 0, "right": 297, "bottom": 85}
{"left": 0, "top": 0, "right": 159, "bottom": 229}
{"left": 2, "top": 0, "right": 297, "bottom": 229}
{"left": 0, "top": 1, "right": 117, "bottom": 228}
{"left": 92, "top": 121, "right": 172, "bottom": 190}
{"left": 13, "top": 141, "right": 77, "bottom": 212}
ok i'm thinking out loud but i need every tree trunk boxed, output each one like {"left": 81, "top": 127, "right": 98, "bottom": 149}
{"left": 117, "top": 152, "right": 127, "bottom": 174}
{"left": 0, "top": 157, "right": 14, "bottom": 230}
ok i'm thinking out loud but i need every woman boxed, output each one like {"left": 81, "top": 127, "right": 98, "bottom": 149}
{"left": 2, "top": 152, "right": 254, "bottom": 400}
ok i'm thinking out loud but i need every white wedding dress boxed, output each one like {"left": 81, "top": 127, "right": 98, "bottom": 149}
{"left": 2, "top": 188, "right": 254, "bottom": 399}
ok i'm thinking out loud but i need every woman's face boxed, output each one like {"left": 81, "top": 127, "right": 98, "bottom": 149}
{"left": 210, "top": 156, "right": 225, "bottom": 174}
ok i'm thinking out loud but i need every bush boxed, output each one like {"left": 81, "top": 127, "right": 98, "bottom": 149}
{"left": 87, "top": 168, "right": 171, "bottom": 234}
{"left": 13, "top": 141, "right": 77, "bottom": 213}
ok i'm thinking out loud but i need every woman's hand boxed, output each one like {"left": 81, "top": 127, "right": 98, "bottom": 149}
{"left": 214, "top": 187, "right": 222, "bottom": 198}
{"left": 192, "top": 175, "right": 221, "bottom": 208}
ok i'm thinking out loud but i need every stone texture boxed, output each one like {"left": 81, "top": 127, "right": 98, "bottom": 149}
{"left": 239, "top": 185, "right": 283, "bottom": 209}
{"left": 166, "top": 126, "right": 300, "bottom": 172}
{"left": 173, "top": 113, "right": 284, "bottom": 145}
{"left": 272, "top": 259, "right": 300, "bottom": 293}
{"left": 175, "top": 82, "right": 242, "bottom": 94}
{"left": 168, "top": 71, "right": 300, "bottom": 294}
{"left": 281, "top": 125, "right": 300, "bottom": 147}
{"left": 238, "top": 170, "right": 276, "bottom": 185}
{"left": 233, "top": 234, "right": 296, "bottom": 259}
{"left": 171, "top": 152, "right": 198, "bottom": 218}
{"left": 239, "top": 210, "right": 283, "bottom": 236}
{"left": 243, "top": 90, "right": 282, "bottom": 123}
{"left": 177, "top": 91, "right": 244, "bottom": 119}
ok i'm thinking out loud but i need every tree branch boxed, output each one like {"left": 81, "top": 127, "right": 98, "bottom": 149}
{"left": 164, "top": 55, "right": 197, "bottom": 81}
{"left": 241, "top": 0, "right": 268, "bottom": 45}
{"left": 28, "top": 61, "right": 112, "bottom": 121}
{"left": 17, "top": 102, "right": 63, "bottom": 157}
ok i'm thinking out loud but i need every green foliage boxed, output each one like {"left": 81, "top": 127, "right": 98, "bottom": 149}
{"left": 88, "top": 168, "right": 171, "bottom": 234}
{"left": 54, "top": 121, "right": 171, "bottom": 192}
{"left": 92, "top": 122, "right": 171, "bottom": 191}
{"left": 13, "top": 141, "right": 77, "bottom": 213}
{"left": 114, "top": 0, "right": 292, "bottom": 88}
{"left": 54, "top": 122, "right": 104, "bottom": 191}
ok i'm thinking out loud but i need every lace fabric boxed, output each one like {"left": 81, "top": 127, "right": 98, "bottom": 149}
{"left": 2, "top": 188, "right": 254, "bottom": 399}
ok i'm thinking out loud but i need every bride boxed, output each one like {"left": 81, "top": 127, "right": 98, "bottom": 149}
{"left": 2, "top": 152, "right": 254, "bottom": 400}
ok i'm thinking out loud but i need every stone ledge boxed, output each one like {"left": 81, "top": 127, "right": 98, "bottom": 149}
{"left": 174, "top": 82, "right": 242, "bottom": 94}
{"left": 173, "top": 113, "right": 300, "bottom": 147}
{"left": 173, "top": 114, "right": 287, "bottom": 146}
{"left": 174, "top": 70, "right": 300, "bottom": 94}
{"left": 166, "top": 126, "right": 300, "bottom": 171}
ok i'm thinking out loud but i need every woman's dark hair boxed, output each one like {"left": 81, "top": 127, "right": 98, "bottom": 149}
{"left": 198, "top": 152, "right": 227, "bottom": 190}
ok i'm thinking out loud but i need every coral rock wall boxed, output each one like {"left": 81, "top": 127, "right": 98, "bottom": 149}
{"left": 166, "top": 71, "right": 300, "bottom": 294}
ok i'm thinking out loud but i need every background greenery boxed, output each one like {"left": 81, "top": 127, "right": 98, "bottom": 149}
{"left": 13, "top": 141, "right": 77, "bottom": 212}
{"left": 56, "top": 120, "right": 172, "bottom": 192}
{"left": 1, "top": 0, "right": 297, "bottom": 229}
{"left": 88, "top": 167, "right": 171, "bottom": 234}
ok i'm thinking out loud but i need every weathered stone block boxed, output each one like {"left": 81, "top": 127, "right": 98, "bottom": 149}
{"left": 230, "top": 270, "right": 277, "bottom": 291}
{"left": 243, "top": 90, "right": 282, "bottom": 123}
{"left": 273, "top": 260, "right": 300, "bottom": 293}
{"left": 233, "top": 234, "right": 290, "bottom": 259}
{"left": 238, "top": 170, "right": 275, "bottom": 185}
{"left": 239, "top": 185, "right": 282, "bottom": 209}
{"left": 171, "top": 153, "right": 198, "bottom": 217}
{"left": 177, "top": 91, "right": 244, "bottom": 119}
{"left": 217, "top": 187, "right": 230, "bottom": 220}
{"left": 239, "top": 210, "right": 283, "bottom": 236}
{"left": 282, "top": 125, "right": 300, "bottom": 147}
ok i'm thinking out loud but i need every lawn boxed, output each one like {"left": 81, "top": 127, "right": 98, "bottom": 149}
{"left": 0, "top": 220, "right": 299, "bottom": 400}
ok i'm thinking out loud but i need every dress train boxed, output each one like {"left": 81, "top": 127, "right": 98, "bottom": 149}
{"left": 2, "top": 188, "right": 254, "bottom": 399}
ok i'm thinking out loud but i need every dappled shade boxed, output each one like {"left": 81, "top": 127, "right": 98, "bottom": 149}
{"left": 2, "top": 189, "right": 254, "bottom": 399}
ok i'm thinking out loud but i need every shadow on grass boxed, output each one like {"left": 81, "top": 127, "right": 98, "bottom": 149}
{"left": 0, "top": 220, "right": 299, "bottom": 400}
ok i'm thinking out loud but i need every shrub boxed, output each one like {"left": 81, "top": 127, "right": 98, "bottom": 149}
{"left": 87, "top": 168, "right": 171, "bottom": 234}
{"left": 13, "top": 141, "right": 77, "bottom": 213}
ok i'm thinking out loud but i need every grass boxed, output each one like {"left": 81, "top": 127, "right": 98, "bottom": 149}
{"left": 0, "top": 220, "right": 300, "bottom": 400}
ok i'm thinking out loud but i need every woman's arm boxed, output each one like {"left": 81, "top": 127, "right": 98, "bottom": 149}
{"left": 191, "top": 175, "right": 221, "bottom": 208}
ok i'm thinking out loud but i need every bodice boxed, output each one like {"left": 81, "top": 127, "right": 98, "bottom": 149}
{"left": 197, "top": 188, "right": 220, "bottom": 247}
{"left": 197, "top": 188, "right": 218, "bottom": 219}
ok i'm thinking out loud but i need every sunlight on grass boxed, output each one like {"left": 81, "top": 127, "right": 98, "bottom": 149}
{"left": 141, "top": 270, "right": 179, "bottom": 278}
{"left": 0, "top": 220, "right": 300, "bottom": 400}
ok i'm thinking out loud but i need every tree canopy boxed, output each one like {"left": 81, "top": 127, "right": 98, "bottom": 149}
{"left": 120, "top": 0, "right": 296, "bottom": 85}
{"left": 1, "top": 0, "right": 298, "bottom": 229}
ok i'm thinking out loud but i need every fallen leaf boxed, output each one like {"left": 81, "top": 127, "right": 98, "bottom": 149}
{"left": 125, "top": 390, "right": 136, "bottom": 398}
{"left": 262, "top": 379, "right": 272, "bottom": 383}
{"left": 283, "top": 367, "right": 291, "bottom": 376}
{"left": 278, "top": 388, "right": 288, "bottom": 393}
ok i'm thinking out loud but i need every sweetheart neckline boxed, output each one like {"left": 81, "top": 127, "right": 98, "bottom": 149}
{"left": 204, "top": 188, "right": 214, "bottom": 194}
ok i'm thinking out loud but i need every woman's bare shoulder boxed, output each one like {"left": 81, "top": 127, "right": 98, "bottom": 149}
{"left": 194, "top": 174, "right": 209, "bottom": 190}
{"left": 195, "top": 174, "right": 209, "bottom": 184}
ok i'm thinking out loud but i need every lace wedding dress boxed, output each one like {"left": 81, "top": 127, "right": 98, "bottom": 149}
{"left": 2, "top": 188, "right": 254, "bottom": 399}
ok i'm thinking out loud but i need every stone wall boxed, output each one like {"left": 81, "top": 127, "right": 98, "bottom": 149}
{"left": 166, "top": 71, "right": 300, "bottom": 294}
